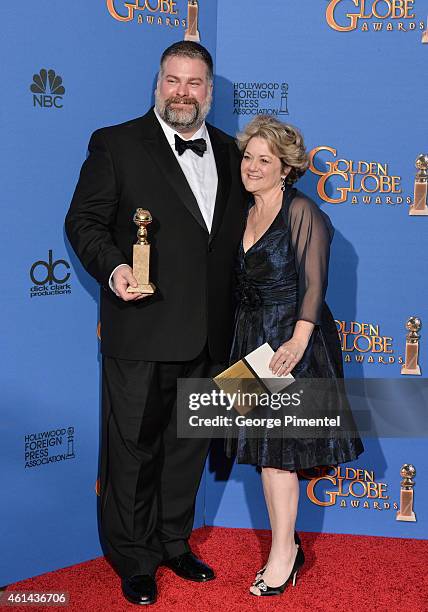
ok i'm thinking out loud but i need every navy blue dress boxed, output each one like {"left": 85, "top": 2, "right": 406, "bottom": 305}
{"left": 229, "top": 186, "right": 364, "bottom": 470}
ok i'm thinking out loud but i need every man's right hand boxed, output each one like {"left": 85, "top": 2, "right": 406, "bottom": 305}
{"left": 112, "top": 265, "right": 150, "bottom": 301}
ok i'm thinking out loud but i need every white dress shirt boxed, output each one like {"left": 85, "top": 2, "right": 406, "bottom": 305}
{"left": 109, "top": 109, "right": 218, "bottom": 294}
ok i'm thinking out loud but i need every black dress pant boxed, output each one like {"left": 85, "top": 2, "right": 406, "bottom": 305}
{"left": 99, "top": 346, "right": 222, "bottom": 578}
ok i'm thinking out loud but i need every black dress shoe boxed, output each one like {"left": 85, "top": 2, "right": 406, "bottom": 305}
{"left": 121, "top": 575, "right": 157, "bottom": 605}
{"left": 164, "top": 551, "right": 215, "bottom": 582}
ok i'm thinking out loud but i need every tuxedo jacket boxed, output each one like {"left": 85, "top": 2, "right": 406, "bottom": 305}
{"left": 65, "top": 108, "right": 246, "bottom": 362}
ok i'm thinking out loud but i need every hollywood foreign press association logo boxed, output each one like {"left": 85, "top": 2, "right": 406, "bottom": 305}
{"left": 233, "top": 81, "right": 289, "bottom": 117}
{"left": 24, "top": 426, "right": 76, "bottom": 469}
{"left": 30, "top": 68, "right": 65, "bottom": 109}
{"left": 29, "top": 249, "right": 72, "bottom": 298}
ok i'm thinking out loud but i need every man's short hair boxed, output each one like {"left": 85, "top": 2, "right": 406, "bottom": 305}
{"left": 160, "top": 41, "right": 214, "bottom": 82}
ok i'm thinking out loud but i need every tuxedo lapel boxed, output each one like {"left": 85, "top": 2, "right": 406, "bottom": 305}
{"left": 208, "top": 125, "right": 231, "bottom": 245}
{"left": 139, "top": 110, "right": 208, "bottom": 232}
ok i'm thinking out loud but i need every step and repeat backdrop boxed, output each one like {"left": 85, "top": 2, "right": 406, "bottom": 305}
{"left": 209, "top": 0, "right": 427, "bottom": 543}
{"left": 1, "top": 0, "right": 426, "bottom": 586}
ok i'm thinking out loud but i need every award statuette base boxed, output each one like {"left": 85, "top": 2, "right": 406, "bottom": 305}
{"left": 410, "top": 164, "right": 428, "bottom": 214}
{"left": 184, "top": 32, "right": 201, "bottom": 42}
{"left": 401, "top": 335, "right": 421, "bottom": 375}
{"left": 409, "top": 206, "right": 428, "bottom": 216}
{"left": 396, "top": 511, "right": 416, "bottom": 522}
{"left": 401, "top": 365, "right": 421, "bottom": 375}
{"left": 127, "top": 283, "right": 156, "bottom": 295}
{"left": 396, "top": 491, "right": 416, "bottom": 522}
{"left": 184, "top": 1, "right": 200, "bottom": 42}
{"left": 126, "top": 244, "right": 156, "bottom": 295}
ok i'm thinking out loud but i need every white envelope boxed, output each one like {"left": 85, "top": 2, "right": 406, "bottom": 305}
{"left": 244, "top": 342, "right": 295, "bottom": 394}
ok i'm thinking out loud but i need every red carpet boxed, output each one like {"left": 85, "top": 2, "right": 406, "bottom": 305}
{"left": 5, "top": 527, "right": 428, "bottom": 611}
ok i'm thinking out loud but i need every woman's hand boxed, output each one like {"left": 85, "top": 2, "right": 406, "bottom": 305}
{"left": 269, "top": 320, "right": 315, "bottom": 376}
{"left": 269, "top": 338, "right": 306, "bottom": 376}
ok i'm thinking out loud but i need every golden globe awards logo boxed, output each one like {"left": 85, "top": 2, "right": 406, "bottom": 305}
{"left": 299, "top": 465, "right": 398, "bottom": 512}
{"left": 309, "top": 146, "right": 412, "bottom": 206}
{"left": 325, "top": 0, "right": 426, "bottom": 35}
{"left": 106, "top": 0, "right": 186, "bottom": 29}
{"left": 336, "top": 320, "right": 403, "bottom": 365}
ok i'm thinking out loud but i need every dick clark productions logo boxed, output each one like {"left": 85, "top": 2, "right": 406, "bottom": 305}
{"left": 30, "top": 68, "right": 65, "bottom": 108}
{"left": 29, "top": 250, "right": 72, "bottom": 298}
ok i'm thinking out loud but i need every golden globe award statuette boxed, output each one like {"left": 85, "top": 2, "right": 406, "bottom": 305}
{"left": 401, "top": 317, "right": 422, "bottom": 376}
{"left": 126, "top": 209, "right": 156, "bottom": 294}
{"left": 184, "top": 0, "right": 200, "bottom": 42}
{"left": 409, "top": 154, "right": 428, "bottom": 216}
{"left": 396, "top": 464, "right": 416, "bottom": 522}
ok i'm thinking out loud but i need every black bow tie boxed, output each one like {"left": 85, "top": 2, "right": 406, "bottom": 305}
{"left": 174, "top": 134, "right": 207, "bottom": 157}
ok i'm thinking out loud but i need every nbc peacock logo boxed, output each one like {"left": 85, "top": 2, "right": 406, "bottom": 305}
{"left": 30, "top": 68, "right": 65, "bottom": 109}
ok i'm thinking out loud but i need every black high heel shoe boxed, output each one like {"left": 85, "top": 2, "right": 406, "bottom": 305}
{"left": 253, "top": 531, "right": 301, "bottom": 582}
{"left": 250, "top": 546, "right": 305, "bottom": 597}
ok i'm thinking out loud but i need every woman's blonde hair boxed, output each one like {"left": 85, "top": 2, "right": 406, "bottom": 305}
{"left": 236, "top": 115, "right": 309, "bottom": 184}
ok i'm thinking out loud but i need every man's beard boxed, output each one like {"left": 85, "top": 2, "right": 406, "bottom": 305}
{"left": 155, "top": 91, "right": 212, "bottom": 131}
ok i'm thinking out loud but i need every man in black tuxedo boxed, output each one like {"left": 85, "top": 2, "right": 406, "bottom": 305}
{"left": 65, "top": 42, "right": 245, "bottom": 605}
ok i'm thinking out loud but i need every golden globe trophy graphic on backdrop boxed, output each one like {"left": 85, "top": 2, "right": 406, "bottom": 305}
{"left": 126, "top": 208, "right": 156, "bottom": 294}
{"left": 184, "top": 0, "right": 200, "bottom": 42}
{"left": 401, "top": 317, "right": 422, "bottom": 375}
{"left": 409, "top": 154, "right": 428, "bottom": 216}
{"left": 422, "top": 19, "right": 428, "bottom": 43}
{"left": 396, "top": 464, "right": 417, "bottom": 522}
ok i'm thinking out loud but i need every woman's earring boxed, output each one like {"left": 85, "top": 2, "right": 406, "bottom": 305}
{"left": 281, "top": 177, "right": 286, "bottom": 191}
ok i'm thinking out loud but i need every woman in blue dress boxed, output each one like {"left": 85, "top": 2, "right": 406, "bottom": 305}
{"left": 230, "top": 115, "right": 364, "bottom": 597}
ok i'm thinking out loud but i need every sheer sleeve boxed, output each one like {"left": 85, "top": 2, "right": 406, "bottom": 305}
{"left": 288, "top": 195, "right": 334, "bottom": 326}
